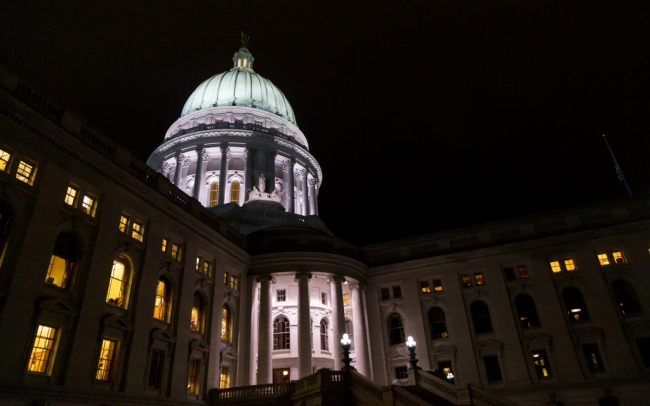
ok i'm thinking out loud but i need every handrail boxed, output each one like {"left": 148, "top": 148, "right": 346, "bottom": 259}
{"left": 468, "top": 384, "right": 518, "bottom": 406}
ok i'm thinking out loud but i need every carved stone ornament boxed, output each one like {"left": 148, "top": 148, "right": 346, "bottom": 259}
{"left": 198, "top": 148, "right": 210, "bottom": 161}
{"left": 246, "top": 173, "right": 282, "bottom": 203}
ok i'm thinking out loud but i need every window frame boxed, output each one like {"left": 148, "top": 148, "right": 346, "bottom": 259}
{"left": 27, "top": 324, "right": 59, "bottom": 375}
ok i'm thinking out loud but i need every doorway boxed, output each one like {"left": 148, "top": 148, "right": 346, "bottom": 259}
{"left": 273, "top": 368, "right": 291, "bottom": 383}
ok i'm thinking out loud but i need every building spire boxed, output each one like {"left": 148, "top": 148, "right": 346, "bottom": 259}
{"left": 232, "top": 32, "right": 255, "bottom": 71}
{"left": 241, "top": 31, "right": 250, "bottom": 48}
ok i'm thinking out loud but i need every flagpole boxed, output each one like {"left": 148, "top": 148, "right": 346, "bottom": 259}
{"left": 602, "top": 134, "right": 632, "bottom": 196}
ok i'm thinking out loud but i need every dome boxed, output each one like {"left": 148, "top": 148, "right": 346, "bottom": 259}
{"left": 181, "top": 47, "right": 297, "bottom": 125}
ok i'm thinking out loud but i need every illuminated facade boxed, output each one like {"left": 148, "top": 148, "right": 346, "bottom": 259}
{"left": 1, "top": 44, "right": 649, "bottom": 406}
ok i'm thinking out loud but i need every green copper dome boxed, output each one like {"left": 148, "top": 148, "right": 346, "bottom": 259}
{"left": 181, "top": 47, "right": 297, "bottom": 125}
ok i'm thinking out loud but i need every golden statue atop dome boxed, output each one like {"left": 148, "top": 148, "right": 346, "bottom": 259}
{"left": 241, "top": 31, "right": 250, "bottom": 48}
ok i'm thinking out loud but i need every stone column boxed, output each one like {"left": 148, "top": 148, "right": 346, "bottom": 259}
{"left": 308, "top": 178, "right": 318, "bottom": 216}
{"left": 160, "top": 161, "right": 172, "bottom": 178}
{"left": 218, "top": 143, "right": 230, "bottom": 205}
{"left": 296, "top": 272, "right": 313, "bottom": 378}
{"left": 193, "top": 147, "right": 209, "bottom": 203}
{"left": 282, "top": 158, "right": 296, "bottom": 212}
{"left": 329, "top": 275, "right": 346, "bottom": 370}
{"left": 350, "top": 282, "right": 370, "bottom": 376}
{"left": 244, "top": 147, "right": 254, "bottom": 202}
{"left": 173, "top": 152, "right": 187, "bottom": 187}
{"left": 257, "top": 275, "right": 273, "bottom": 384}
{"left": 299, "top": 169, "right": 309, "bottom": 215}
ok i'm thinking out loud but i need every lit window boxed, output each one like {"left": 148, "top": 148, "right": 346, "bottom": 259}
{"left": 532, "top": 350, "right": 553, "bottom": 378}
{"left": 119, "top": 215, "right": 129, "bottom": 233}
{"left": 209, "top": 182, "right": 218, "bottom": 207}
{"left": 433, "top": 279, "right": 443, "bottom": 291}
{"left": 564, "top": 258, "right": 576, "bottom": 271}
{"left": 153, "top": 279, "right": 167, "bottom": 321}
{"left": 202, "top": 260, "right": 211, "bottom": 276}
{"left": 515, "top": 294, "right": 541, "bottom": 329}
{"left": 229, "top": 275, "right": 238, "bottom": 290}
{"left": 273, "top": 316, "right": 290, "bottom": 350}
{"left": 96, "top": 339, "right": 116, "bottom": 381}
{"left": 64, "top": 186, "right": 78, "bottom": 206}
{"left": 147, "top": 350, "right": 164, "bottom": 389}
{"left": 345, "top": 319, "right": 354, "bottom": 350}
{"left": 342, "top": 293, "right": 350, "bottom": 305}
{"left": 131, "top": 221, "right": 144, "bottom": 242}
{"left": 161, "top": 238, "right": 168, "bottom": 253}
{"left": 16, "top": 160, "right": 35, "bottom": 184}
{"left": 220, "top": 366, "right": 230, "bottom": 389}
{"left": 518, "top": 266, "right": 530, "bottom": 279}
{"left": 106, "top": 256, "right": 130, "bottom": 307}
{"left": 81, "top": 194, "right": 96, "bottom": 216}
{"left": 277, "top": 289, "right": 286, "bottom": 302}
{"left": 474, "top": 273, "right": 485, "bottom": 285}
{"left": 612, "top": 251, "right": 626, "bottom": 263}
{"left": 230, "top": 181, "right": 240, "bottom": 204}
{"left": 27, "top": 325, "right": 57, "bottom": 374}
{"left": 420, "top": 281, "right": 431, "bottom": 293}
{"left": 461, "top": 274, "right": 472, "bottom": 287}
{"left": 582, "top": 344, "right": 605, "bottom": 372}
{"left": 0, "top": 149, "right": 11, "bottom": 171}
{"left": 221, "top": 305, "right": 231, "bottom": 342}
{"left": 171, "top": 244, "right": 182, "bottom": 261}
{"left": 549, "top": 261, "right": 561, "bottom": 273}
{"left": 380, "top": 287, "right": 390, "bottom": 300}
{"left": 562, "top": 287, "right": 590, "bottom": 321}
{"left": 195, "top": 256, "right": 201, "bottom": 271}
{"left": 190, "top": 292, "right": 202, "bottom": 332}
{"left": 223, "top": 272, "right": 228, "bottom": 285}
{"left": 46, "top": 232, "right": 77, "bottom": 289}
{"left": 597, "top": 253, "right": 610, "bottom": 266}
{"left": 187, "top": 359, "right": 200, "bottom": 393}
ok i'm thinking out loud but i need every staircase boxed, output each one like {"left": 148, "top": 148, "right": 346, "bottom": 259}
{"left": 209, "top": 368, "right": 516, "bottom": 406}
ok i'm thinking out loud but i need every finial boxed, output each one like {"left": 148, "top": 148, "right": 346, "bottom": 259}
{"left": 241, "top": 31, "right": 250, "bottom": 48}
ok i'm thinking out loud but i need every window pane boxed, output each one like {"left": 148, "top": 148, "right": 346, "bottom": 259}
{"left": 517, "top": 266, "right": 529, "bottom": 279}
{"left": 342, "top": 293, "right": 350, "bottom": 305}
{"left": 28, "top": 325, "right": 57, "bottom": 373}
{"left": 153, "top": 279, "right": 167, "bottom": 320}
{"left": 64, "top": 186, "right": 77, "bottom": 205}
{"left": 582, "top": 344, "right": 605, "bottom": 372}
{"left": 389, "top": 313, "right": 405, "bottom": 345}
{"left": 429, "top": 307, "right": 448, "bottom": 339}
{"left": 220, "top": 366, "right": 230, "bottom": 389}
{"left": 433, "top": 279, "right": 443, "bottom": 291}
{"left": 96, "top": 339, "right": 116, "bottom": 381}
{"left": 392, "top": 286, "right": 402, "bottom": 298}
{"left": 564, "top": 258, "right": 576, "bottom": 271}
{"left": 221, "top": 306, "right": 230, "bottom": 342}
{"left": 420, "top": 281, "right": 431, "bottom": 293}
{"left": 131, "top": 222, "right": 144, "bottom": 242}
{"left": 106, "top": 258, "right": 128, "bottom": 307}
{"left": 504, "top": 266, "right": 517, "bottom": 280}
{"left": 597, "top": 253, "right": 610, "bottom": 266}
{"left": 16, "top": 160, "right": 34, "bottom": 184}
{"left": 209, "top": 182, "right": 219, "bottom": 207}
{"left": 187, "top": 359, "right": 200, "bottom": 393}
{"left": 147, "top": 350, "right": 164, "bottom": 389}
{"left": 0, "top": 149, "right": 11, "bottom": 171}
{"left": 461, "top": 275, "right": 471, "bottom": 287}
{"left": 612, "top": 251, "right": 625, "bottom": 263}
{"left": 380, "top": 287, "right": 390, "bottom": 300}
{"left": 563, "top": 287, "right": 590, "bottom": 321}
{"left": 474, "top": 273, "right": 485, "bottom": 285}
{"left": 230, "top": 181, "right": 240, "bottom": 204}
{"left": 531, "top": 350, "right": 553, "bottom": 378}
{"left": 190, "top": 293, "right": 202, "bottom": 332}
{"left": 119, "top": 216, "right": 129, "bottom": 233}
{"left": 81, "top": 194, "right": 96, "bottom": 216}
{"left": 483, "top": 355, "right": 502, "bottom": 382}
{"left": 549, "top": 261, "right": 561, "bottom": 273}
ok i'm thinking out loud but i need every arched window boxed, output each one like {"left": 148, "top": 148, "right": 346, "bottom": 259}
{"left": 345, "top": 319, "right": 354, "bottom": 350}
{"left": 611, "top": 280, "right": 641, "bottom": 316}
{"left": 46, "top": 232, "right": 77, "bottom": 289}
{"left": 221, "top": 305, "right": 231, "bottom": 342}
{"left": 190, "top": 292, "right": 203, "bottom": 332}
{"left": 209, "top": 182, "right": 219, "bottom": 207}
{"left": 310, "top": 317, "right": 314, "bottom": 349}
{"left": 106, "top": 255, "right": 131, "bottom": 308}
{"left": 153, "top": 278, "right": 169, "bottom": 320}
{"left": 230, "top": 181, "right": 240, "bottom": 204}
{"left": 471, "top": 301, "right": 493, "bottom": 334}
{"left": 515, "top": 294, "right": 541, "bottom": 328}
{"left": 428, "top": 307, "right": 448, "bottom": 339}
{"left": 389, "top": 313, "right": 405, "bottom": 345}
{"left": 273, "top": 316, "right": 290, "bottom": 350}
{"left": 562, "top": 287, "right": 590, "bottom": 321}
{"left": 320, "top": 319, "right": 329, "bottom": 351}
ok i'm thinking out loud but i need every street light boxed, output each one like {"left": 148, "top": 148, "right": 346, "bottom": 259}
{"left": 406, "top": 336, "right": 420, "bottom": 370}
{"left": 341, "top": 333, "right": 356, "bottom": 371}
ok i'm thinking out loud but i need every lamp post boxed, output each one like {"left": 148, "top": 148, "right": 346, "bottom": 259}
{"left": 341, "top": 334, "right": 356, "bottom": 371}
{"left": 406, "top": 336, "right": 420, "bottom": 370}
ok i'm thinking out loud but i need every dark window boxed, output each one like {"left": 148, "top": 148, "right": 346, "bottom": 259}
{"left": 392, "top": 286, "right": 402, "bottom": 298}
{"left": 395, "top": 366, "right": 408, "bottom": 379}
{"left": 433, "top": 279, "right": 443, "bottom": 291}
{"left": 515, "top": 294, "right": 541, "bottom": 329}
{"left": 483, "top": 355, "right": 502, "bottom": 382}
{"left": 531, "top": 349, "right": 553, "bottom": 378}
{"left": 461, "top": 274, "right": 472, "bottom": 287}
{"left": 563, "top": 287, "right": 590, "bottom": 321}
{"left": 635, "top": 337, "right": 650, "bottom": 368}
{"left": 428, "top": 307, "right": 448, "bottom": 339}
{"left": 503, "top": 267, "right": 516, "bottom": 281}
{"left": 611, "top": 280, "right": 641, "bottom": 316}
{"left": 147, "top": 350, "right": 165, "bottom": 389}
{"left": 474, "top": 273, "right": 485, "bottom": 285}
{"left": 380, "top": 288, "right": 390, "bottom": 301}
{"left": 389, "top": 313, "right": 405, "bottom": 345}
{"left": 320, "top": 319, "right": 329, "bottom": 351}
{"left": 345, "top": 319, "right": 354, "bottom": 350}
{"left": 420, "top": 281, "right": 431, "bottom": 293}
{"left": 582, "top": 344, "right": 605, "bottom": 372}
{"left": 471, "top": 301, "right": 493, "bottom": 334}
{"left": 273, "top": 317, "right": 290, "bottom": 350}
{"left": 277, "top": 289, "right": 286, "bottom": 302}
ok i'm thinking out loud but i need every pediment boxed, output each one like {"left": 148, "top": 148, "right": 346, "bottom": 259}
{"left": 152, "top": 327, "right": 176, "bottom": 343}
{"left": 102, "top": 313, "right": 133, "bottom": 332}
{"left": 477, "top": 339, "right": 503, "bottom": 351}
{"left": 525, "top": 333, "right": 552, "bottom": 347}
{"left": 190, "top": 339, "right": 210, "bottom": 354}
{"left": 38, "top": 297, "right": 79, "bottom": 317}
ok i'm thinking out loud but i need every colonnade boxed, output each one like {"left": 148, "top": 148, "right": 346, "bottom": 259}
{"left": 253, "top": 272, "right": 370, "bottom": 384}
{"left": 160, "top": 143, "right": 319, "bottom": 216}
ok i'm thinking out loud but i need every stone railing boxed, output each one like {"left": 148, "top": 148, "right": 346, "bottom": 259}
{"left": 468, "top": 384, "right": 518, "bottom": 406}
{"left": 348, "top": 370, "right": 393, "bottom": 405}
{"left": 209, "top": 382, "right": 292, "bottom": 405}
{"left": 417, "top": 370, "right": 467, "bottom": 404}
{"left": 393, "top": 386, "right": 437, "bottom": 406}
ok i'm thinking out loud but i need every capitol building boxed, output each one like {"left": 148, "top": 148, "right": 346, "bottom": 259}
{"left": 0, "top": 38, "right": 649, "bottom": 406}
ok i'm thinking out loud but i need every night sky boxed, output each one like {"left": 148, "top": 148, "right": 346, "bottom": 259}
{"left": 1, "top": 1, "right": 648, "bottom": 246}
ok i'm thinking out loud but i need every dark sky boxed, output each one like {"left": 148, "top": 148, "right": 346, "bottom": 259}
{"left": 1, "top": 1, "right": 649, "bottom": 246}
